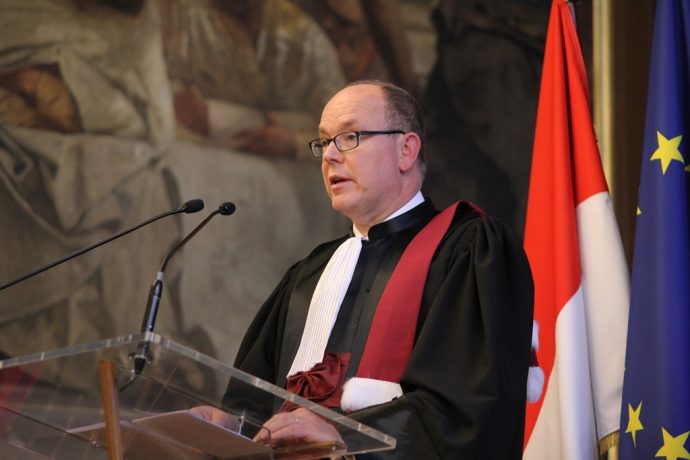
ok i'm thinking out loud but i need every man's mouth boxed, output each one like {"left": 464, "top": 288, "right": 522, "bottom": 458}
{"left": 329, "top": 175, "right": 349, "bottom": 185}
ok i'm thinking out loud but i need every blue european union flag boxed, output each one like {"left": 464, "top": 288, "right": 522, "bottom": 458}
{"left": 619, "top": 1, "right": 690, "bottom": 458}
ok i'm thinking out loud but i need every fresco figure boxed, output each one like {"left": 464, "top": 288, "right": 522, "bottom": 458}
{"left": 157, "top": 0, "right": 346, "bottom": 160}
{"left": 424, "top": 0, "right": 549, "bottom": 235}
{"left": 293, "top": 0, "right": 419, "bottom": 96}
{"left": 0, "top": 0, "right": 180, "bottom": 368}
{"left": 154, "top": 0, "right": 349, "bottom": 363}
{"left": 0, "top": 0, "right": 345, "bottom": 376}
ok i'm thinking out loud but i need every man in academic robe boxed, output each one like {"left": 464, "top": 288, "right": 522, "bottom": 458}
{"left": 200, "top": 80, "right": 534, "bottom": 458}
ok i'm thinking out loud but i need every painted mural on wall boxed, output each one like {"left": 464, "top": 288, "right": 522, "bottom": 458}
{"left": 0, "top": 0, "right": 549, "bottom": 387}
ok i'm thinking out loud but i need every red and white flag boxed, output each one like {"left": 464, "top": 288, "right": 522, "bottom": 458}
{"left": 522, "top": 1, "right": 629, "bottom": 458}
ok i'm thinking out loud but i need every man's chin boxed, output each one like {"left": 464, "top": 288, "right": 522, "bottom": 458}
{"left": 330, "top": 196, "right": 356, "bottom": 217}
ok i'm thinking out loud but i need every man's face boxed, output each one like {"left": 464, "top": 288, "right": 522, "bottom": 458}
{"left": 319, "top": 84, "right": 406, "bottom": 228}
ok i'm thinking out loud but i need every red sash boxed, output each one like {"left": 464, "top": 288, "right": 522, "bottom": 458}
{"left": 355, "top": 201, "right": 460, "bottom": 382}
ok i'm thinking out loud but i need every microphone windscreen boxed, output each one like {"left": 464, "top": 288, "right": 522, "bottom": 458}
{"left": 183, "top": 199, "right": 205, "bottom": 213}
{"left": 219, "top": 202, "right": 236, "bottom": 216}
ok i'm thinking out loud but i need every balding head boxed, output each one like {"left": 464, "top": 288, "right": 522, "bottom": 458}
{"left": 345, "top": 80, "right": 426, "bottom": 178}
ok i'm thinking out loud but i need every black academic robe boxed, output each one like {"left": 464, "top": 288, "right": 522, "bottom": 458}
{"left": 225, "top": 200, "right": 534, "bottom": 459}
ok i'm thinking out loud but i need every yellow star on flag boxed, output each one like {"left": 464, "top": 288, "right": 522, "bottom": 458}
{"left": 650, "top": 131, "right": 684, "bottom": 174}
{"left": 656, "top": 427, "right": 690, "bottom": 460}
{"left": 626, "top": 401, "right": 644, "bottom": 447}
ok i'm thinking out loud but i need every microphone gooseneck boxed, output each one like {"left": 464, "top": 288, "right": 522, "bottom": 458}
{"left": 133, "top": 201, "right": 236, "bottom": 375}
{"left": 158, "top": 202, "right": 235, "bottom": 273}
{"left": 0, "top": 199, "right": 205, "bottom": 292}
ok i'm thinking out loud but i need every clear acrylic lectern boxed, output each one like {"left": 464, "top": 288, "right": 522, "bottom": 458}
{"left": 0, "top": 333, "right": 396, "bottom": 459}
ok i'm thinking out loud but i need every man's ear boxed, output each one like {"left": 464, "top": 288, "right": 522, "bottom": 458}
{"left": 398, "top": 132, "right": 422, "bottom": 172}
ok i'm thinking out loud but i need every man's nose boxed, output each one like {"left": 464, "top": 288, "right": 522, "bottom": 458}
{"left": 322, "top": 141, "right": 342, "bottom": 162}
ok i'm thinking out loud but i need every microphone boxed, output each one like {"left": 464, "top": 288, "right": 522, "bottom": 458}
{"left": 132, "top": 201, "right": 237, "bottom": 375}
{"left": 0, "top": 199, "right": 205, "bottom": 292}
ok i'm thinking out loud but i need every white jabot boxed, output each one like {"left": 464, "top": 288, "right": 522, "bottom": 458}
{"left": 288, "top": 234, "right": 363, "bottom": 375}
{"left": 287, "top": 190, "right": 424, "bottom": 376}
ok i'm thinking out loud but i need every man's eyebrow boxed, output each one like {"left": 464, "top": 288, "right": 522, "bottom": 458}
{"left": 318, "top": 121, "right": 357, "bottom": 137}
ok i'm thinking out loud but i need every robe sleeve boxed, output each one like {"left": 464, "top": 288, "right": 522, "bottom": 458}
{"left": 349, "top": 215, "right": 534, "bottom": 459}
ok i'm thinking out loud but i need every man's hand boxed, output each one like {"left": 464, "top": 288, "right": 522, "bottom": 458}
{"left": 189, "top": 405, "right": 236, "bottom": 429}
{"left": 253, "top": 407, "right": 344, "bottom": 446}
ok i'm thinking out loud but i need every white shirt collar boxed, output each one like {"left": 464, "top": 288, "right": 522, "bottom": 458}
{"left": 352, "top": 191, "right": 424, "bottom": 239}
